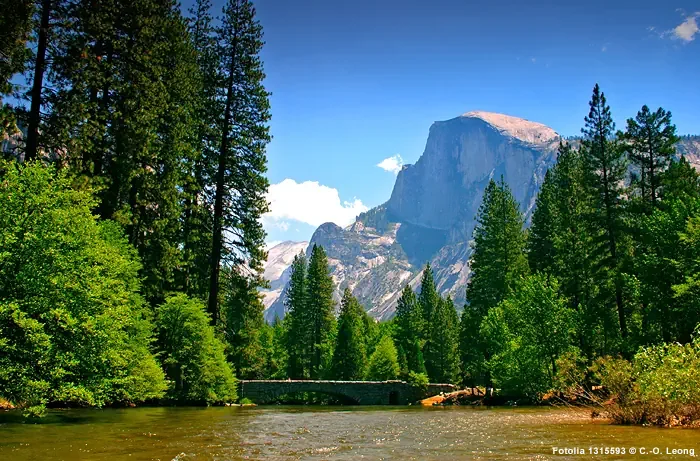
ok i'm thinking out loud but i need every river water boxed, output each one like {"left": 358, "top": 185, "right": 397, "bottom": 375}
{"left": 1, "top": 406, "right": 698, "bottom": 460}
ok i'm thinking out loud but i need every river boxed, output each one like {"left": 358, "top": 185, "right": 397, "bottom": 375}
{"left": 1, "top": 406, "right": 698, "bottom": 460}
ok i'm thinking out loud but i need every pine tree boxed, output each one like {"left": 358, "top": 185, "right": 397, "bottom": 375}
{"left": 207, "top": 0, "right": 271, "bottom": 323}
{"left": 0, "top": 0, "right": 32, "bottom": 139}
{"left": 465, "top": 177, "right": 527, "bottom": 386}
{"left": 331, "top": 289, "right": 368, "bottom": 380}
{"left": 222, "top": 268, "right": 266, "bottom": 379}
{"left": 466, "top": 177, "right": 528, "bottom": 316}
{"left": 622, "top": 105, "right": 679, "bottom": 211}
{"left": 548, "top": 143, "right": 601, "bottom": 356}
{"left": 393, "top": 284, "right": 424, "bottom": 374}
{"left": 528, "top": 168, "right": 557, "bottom": 275}
{"left": 407, "top": 338, "right": 427, "bottom": 377}
{"left": 284, "top": 251, "right": 309, "bottom": 378}
{"left": 580, "top": 84, "right": 629, "bottom": 339}
{"left": 417, "top": 264, "right": 439, "bottom": 337}
{"left": 305, "top": 244, "right": 336, "bottom": 378}
{"left": 180, "top": 0, "right": 219, "bottom": 299}
{"left": 662, "top": 156, "right": 700, "bottom": 203}
{"left": 424, "top": 296, "right": 460, "bottom": 383}
{"left": 48, "top": 0, "right": 202, "bottom": 303}
{"left": 459, "top": 305, "right": 485, "bottom": 387}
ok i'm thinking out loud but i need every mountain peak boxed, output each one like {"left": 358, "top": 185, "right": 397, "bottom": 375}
{"left": 461, "top": 111, "right": 559, "bottom": 145}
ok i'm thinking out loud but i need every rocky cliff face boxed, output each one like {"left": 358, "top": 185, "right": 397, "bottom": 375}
{"left": 263, "top": 112, "right": 561, "bottom": 320}
{"left": 261, "top": 241, "right": 307, "bottom": 322}
{"left": 261, "top": 120, "right": 700, "bottom": 321}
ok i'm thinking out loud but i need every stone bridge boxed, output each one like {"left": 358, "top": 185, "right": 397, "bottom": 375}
{"left": 239, "top": 380, "right": 456, "bottom": 405}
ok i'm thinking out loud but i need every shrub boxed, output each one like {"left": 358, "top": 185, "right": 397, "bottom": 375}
{"left": 366, "top": 335, "right": 400, "bottom": 380}
{"left": 0, "top": 161, "right": 167, "bottom": 416}
{"left": 156, "top": 294, "right": 237, "bottom": 404}
{"left": 588, "top": 328, "right": 700, "bottom": 426}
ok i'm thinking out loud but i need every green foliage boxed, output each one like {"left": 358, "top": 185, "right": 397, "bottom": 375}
{"left": 222, "top": 269, "right": 267, "bottom": 379}
{"left": 417, "top": 264, "right": 439, "bottom": 334}
{"left": 0, "top": 161, "right": 167, "bottom": 414}
{"left": 466, "top": 177, "right": 528, "bottom": 317}
{"left": 481, "top": 275, "right": 575, "bottom": 398}
{"left": 0, "top": 0, "right": 32, "bottom": 137}
{"left": 464, "top": 177, "right": 528, "bottom": 386}
{"left": 459, "top": 306, "right": 485, "bottom": 387}
{"left": 264, "top": 316, "right": 290, "bottom": 379}
{"left": 407, "top": 371, "right": 429, "bottom": 391}
{"left": 155, "top": 294, "right": 237, "bottom": 404}
{"left": 331, "top": 289, "right": 368, "bottom": 380}
{"left": 424, "top": 296, "right": 460, "bottom": 383}
{"left": 305, "top": 245, "right": 337, "bottom": 378}
{"left": 662, "top": 156, "right": 700, "bottom": 202}
{"left": 207, "top": 0, "right": 271, "bottom": 322}
{"left": 285, "top": 251, "right": 309, "bottom": 378}
{"left": 621, "top": 105, "right": 679, "bottom": 210}
{"left": 528, "top": 169, "right": 557, "bottom": 274}
{"left": 590, "top": 333, "right": 700, "bottom": 426}
{"left": 580, "top": 84, "right": 629, "bottom": 340}
{"left": 393, "top": 284, "right": 424, "bottom": 375}
{"left": 367, "top": 335, "right": 400, "bottom": 381}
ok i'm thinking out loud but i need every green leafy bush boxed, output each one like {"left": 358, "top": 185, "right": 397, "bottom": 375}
{"left": 0, "top": 161, "right": 167, "bottom": 416}
{"left": 156, "top": 294, "right": 237, "bottom": 404}
{"left": 366, "top": 335, "right": 400, "bottom": 380}
{"left": 407, "top": 371, "right": 429, "bottom": 391}
{"left": 481, "top": 275, "right": 575, "bottom": 399}
{"left": 586, "top": 327, "right": 700, "bottom": 426}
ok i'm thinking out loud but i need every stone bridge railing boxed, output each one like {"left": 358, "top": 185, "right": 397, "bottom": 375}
{"left": 239, "top": 380, "right": 455, "bottom": 405}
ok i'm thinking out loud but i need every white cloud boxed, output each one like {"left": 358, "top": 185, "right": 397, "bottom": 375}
{"left": 376, "top": 154, "right": 404, "bottom": 174}
{"left": 673, "top": 14, "right": 699, "bottom": 42}
{"left": 273, "top": 220, "right": 290, "bottom": 232}
{"left": 601, "top": 45, "right": 607, "bottom": 52}
{"left": 263, "top": 179, "right": 368, "bottom": 229}
{"left": 653, "top": 12, "right": 700, "bottom": 42}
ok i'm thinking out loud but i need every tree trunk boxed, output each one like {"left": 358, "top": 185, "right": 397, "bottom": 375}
{"left": 25, "top": 0, "right": 52, "bottom": 161}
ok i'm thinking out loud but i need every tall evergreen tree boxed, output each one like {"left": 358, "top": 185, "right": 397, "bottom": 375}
{"left": 207, "top": 0, "right": 271, "bottom": 323}
{"left": 466, "top": 177, "right": 528, "bottom": 316}
{"left": 580, "top": 83, "right": 629, "bottom": 339}
{"left": 417, "top": 264, "right": 439, "bottom": 337}
{"left": 331, "top": 289, "right": 367, "bottom": 380}
{"left": 459, "top": 304, "right": 485, "bottom": 387}
{"left": 528, "top": 168, "right": 557, "bottom": 275}
{"left": 180, "top": 0, "right": 219, "bottom": 299}
{"left": 305, "top": 244, "right": 336, "bottom": 378}
{"left": 465, "top": 177, "right": 527, "bottom": 386}
{"left": 622, "top": 105, "right": 679, "bottom": 211}
{"left": 424, "top": 296, "right": 460, "bottom": 383}
{"left": 284, "top": 251, "right": 309, "bottom": 378}
{"left": 393, "top": 284, "right": 424, "bottom": 375}
{"left": 222, "top": 268, "right": 266, "bottom": 379}
{"left": 48, "top": 0, "right": 202, "bottom": 303}
{"left": 24, "top": 0, "right": 57, "bottom": 161}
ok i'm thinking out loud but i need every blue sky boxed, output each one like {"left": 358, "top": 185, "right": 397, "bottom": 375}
{"left": 241, "top": 0, "right": 700, "bottom": 246}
